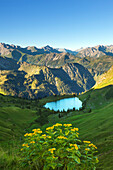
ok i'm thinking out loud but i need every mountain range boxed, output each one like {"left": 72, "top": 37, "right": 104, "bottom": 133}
{"left": 0, "top": 42, "right": 113, "bottom": 98}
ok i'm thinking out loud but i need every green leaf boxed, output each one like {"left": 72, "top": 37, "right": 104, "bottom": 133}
{"left": 73, "top": 156, "right": 81, "bottom": 164}
{"left": 67, "top": 156, "right": 74, "bottom": 159}
{"left": 76, "top": 151, "right": 81, "bottom": 157}
{"left": 57, "top": 163, "right": 63, "bottom": 167}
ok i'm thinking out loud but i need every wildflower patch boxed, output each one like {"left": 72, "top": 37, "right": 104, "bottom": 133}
{"left": 21, "top": 123, "right": 99, "bottom": 169}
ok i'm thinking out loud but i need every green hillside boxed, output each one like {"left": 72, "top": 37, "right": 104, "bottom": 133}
{"left": 0, "top": 95, "right": 38, "bottom": 143}
{"left": 44, "top": 86, "right": 113, "bottom": 170}
{"left": 94, "top": 65, "right": 113, "bottom": 89}
{"left": 0, "top": 85, "right": 113, "bottom": 169}
{"left": 0, "top": 94, "right": 72, "bottom": 143}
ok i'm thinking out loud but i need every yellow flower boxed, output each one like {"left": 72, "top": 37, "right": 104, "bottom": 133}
{"left": 70, "top": 144, "right": 73, "bottom": 146}
{"left": 37, "top": 130, "right": 42, "bottom": 133}
{"left": 71, "top": 128, "right": 79, "bottom": 132}
{"left": 70, "top": 144, "right": 78, "bottom": 150}
{"left": 83, "top": 141, "right": 91, "bottom": 144}
{"left": 32, "top": 128, "right": 42, "bottom": 134}
{"left": 54, "top": 123, "right": 62, "bottom": 127}
{"left": 74, "top": 144, "right": 78, "bottom": 150}
{"left": 89, "top": 143, "right": 97, "bottom": 149}
{"left": 52, "top": 148, "right": 56, "bottom": 150}
{"left": 52, "top": 156, "right": 55, "bottom": 158}
{"left": 24, "top": 133, "right": 29, "bottom": 137}
{"left": 48, "top": 148, "right": 56, "bottom": 154}
{"left": 96, "top": 157, "right": 99, "bottom": 162}
{"left": 63, "top": 124, "right": 72, "bottom": 127}
{"left": 85, "top": 148, "right": 90, "bottom": 151}
{"left": 22, "top": 143, "right": 29, "bottom": 147}
{"left": 30, "top": 141, "right": 35, "bottom": 144}
{"left": 57, "top": 136, "right": 67, "bottom": 139}
{"left": 76, "top": 132, "right": 79, "bottom": 135}
{"left": 42, "top": 134, "right": 46, "bottom": 137}
{"left": 21, "top": 148, "right": 23, "bottom": 151}
{"left": 95, "top": 146, "right": 97, "bottom": 149}
{"left": 32, "top": 128, "right": 41, "bottom": 131}
{"left": 47, "top": 136, "right": 51, "bottom": 138}
{"left": 46, "top": 126, "right": 54, "bottom": 130}
{"left": 27, "top": 133, "right": 34, "bottom": 136}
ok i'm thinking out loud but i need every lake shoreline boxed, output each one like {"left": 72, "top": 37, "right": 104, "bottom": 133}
{"left": 44, "top": 96, "right": 82, "bottom": 112}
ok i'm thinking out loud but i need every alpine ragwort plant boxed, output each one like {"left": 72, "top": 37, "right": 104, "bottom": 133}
{"left": 21, "top": 123, "right": 99, "bottom": 169}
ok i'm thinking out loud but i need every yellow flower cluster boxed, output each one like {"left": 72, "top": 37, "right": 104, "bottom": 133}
{"left": 42, "top": 134, "right": 46, "bottom": 138}
{"left": 27, "top": 133, "right": 34, "bottom": 136}
{"left": 57, "top": 136, "right": 67, "bottom": 140}
{"left": 54, "top": 123, "right": 62, "bottom": 127}
{"left": 24, "top": 129, "right": 42, "bottom": 137}
{"left": 30, "top": 141, "right": 35, "bottom": 144}
{"left": 46, "top": 126, "right": 54, "bottom": 131}
{"left": 83, "top": 141, "right": 91, "bottom": 144}
{"left": 83, "top": 141, "right": 97, "bottom": 149}
{"left": 89, "top": 143, "right": 97, "bottom": 149}
{"left": 24, "top": 133, "right": 29, "bottom": 137}
{"left": 70, "top": 144, "right": 78, "bottom": 150}
{"left": 71, "top": 128, "right": 79, "bottom": 132}
{"left": 32, "top": 129, "right": 42, "bottom": 134}
{"left": 64, "top": 124, "right": 72, "bottom": 127}
{"left": 46, "top": 123, "right": 62, "bottom": 131}
{"left": 22, "top": 143, "right": 29, "bottom": 147}
{"left": 48, "top": 148, "right": 56, "bottom": 153}
{"left": 32, "top": 128, "right": 41, "bottom": 132}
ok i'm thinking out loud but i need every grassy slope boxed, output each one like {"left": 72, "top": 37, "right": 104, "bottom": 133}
{"left": 0, "top": 87, "right": 113, "bottom": 169}
{"left": 0, "top": 106, "right": 37, "bottom": 141}
{"left": 0, "top": 94, "right": 72, "bottom": 143}
{"left": 94, "top": 65, "right": 113, "bottom": 89}
{"left": 42, "top": 86, "right": 113, "bottom": 170}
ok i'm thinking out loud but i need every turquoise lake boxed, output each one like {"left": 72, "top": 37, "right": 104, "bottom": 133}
{"left": 44, "top": 97, "right": 82, "bottom": 111}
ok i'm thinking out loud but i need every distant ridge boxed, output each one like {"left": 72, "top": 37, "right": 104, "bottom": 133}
{"left": 1, "top": 42, "right": 113, "bottom": 58}
{"left": 76, "top": 45, "right": 113, "bottom": 58}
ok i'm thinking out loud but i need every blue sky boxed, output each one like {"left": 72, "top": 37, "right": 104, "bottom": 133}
{"left": 0, "top": 0, "right": 113, "bottom": 50}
